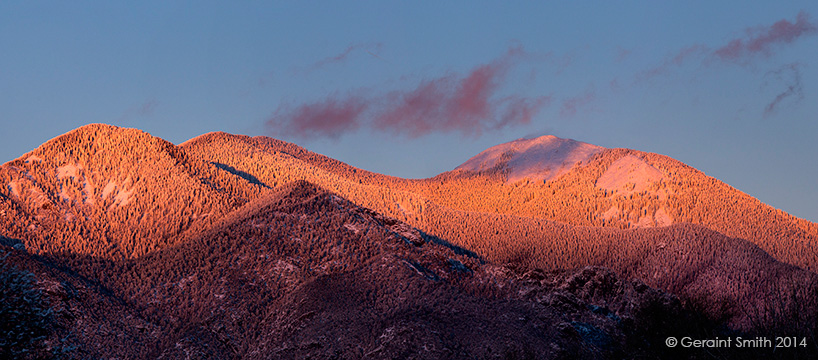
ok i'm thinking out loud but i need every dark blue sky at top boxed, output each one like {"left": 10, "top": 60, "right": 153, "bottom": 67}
{"left": 1, "top": 1, "right": 817, "bottom": 221}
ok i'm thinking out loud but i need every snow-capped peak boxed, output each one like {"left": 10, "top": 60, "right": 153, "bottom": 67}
{"left": 455, "top": 135, "right": 604, "bottom": 182}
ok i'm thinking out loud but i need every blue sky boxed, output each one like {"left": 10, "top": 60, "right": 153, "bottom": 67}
{"left": 2, "top": 2, "right": 817, "bottom": 221}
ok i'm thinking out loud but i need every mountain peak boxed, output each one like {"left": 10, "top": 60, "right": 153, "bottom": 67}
{"left": 178, "top": 131, "right": 251, "bottom": 148}
{"left": 52, "top": 123, "right": 152, "bottom": 146}
{"left": 455, "top": 135, "right": 605, "bottom": 182}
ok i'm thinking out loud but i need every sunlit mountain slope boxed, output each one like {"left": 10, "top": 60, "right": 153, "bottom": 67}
{"left": 0, "top": 124, "right": 265, "bottom": 259}
{"left": 2, "top": 125, "right": 816, "bottom": 359}
{"left": 181, "top": 132, "right": 818, "bottom": 272}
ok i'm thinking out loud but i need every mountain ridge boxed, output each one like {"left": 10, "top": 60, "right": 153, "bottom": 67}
{"left": 2, "top": 124, "right": 817, "bottom": 358}
{"left": 178, "top": 128, "right": 818, "bottom": 270}
{"left": 0, "top": 124, "right": 265, "bottom": 259}
{"left": 455, "top": 135, "right": 605, "bottom": 183}
{"left": 7, "top": 179, "right": 714, "bottom": 358}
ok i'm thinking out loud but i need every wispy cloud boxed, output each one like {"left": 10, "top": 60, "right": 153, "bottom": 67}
{"left": 499, "top": 95, "right": 552, "bottom": 129}
{"left": 763, "top": 63, "right": 804, "bottom": 117}
{"left": 267, "top": 95, "right": 368, "bottom": 139}
{"left": 310, "top": 42, "right": 384, "bottom": 70}
{"left": 134, "top": 101, "right": 157, "bottom": 116}
{"left": 714, "top": 11, "right": 817, "bottom": 62}
{"left": 638, "top": 11, "right": 817, "bottom": 81}
{"left": 614, "top": 47, "right": 632, "bottom": 63}
{"left": 632, "top": 11, "right": 815, "bottom": 116}
{"left": 373, "top": 46, "right": 538, "bottom": 137}
{"left": 638, "top": 45, "right": 710, "bottom": 80}
{"left": 268, "top": 46, "right": 551, "bottom": 139}
{"left": 609, "top": 78, "right": 621, "bottom": 92}
{"left": 117, "top": 100, "right": 158, "bottom": 123}
{"left": 560, "top": 87, "right": 595, "bottom": 117}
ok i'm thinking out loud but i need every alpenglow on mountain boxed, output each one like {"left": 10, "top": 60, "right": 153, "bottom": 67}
{"left": 1, "top": 124, "right": 816, "bottom": 359}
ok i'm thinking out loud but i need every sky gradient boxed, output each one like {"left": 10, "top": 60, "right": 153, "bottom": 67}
{"left": 2, "top": 2, "right": 817, "bottom": 221}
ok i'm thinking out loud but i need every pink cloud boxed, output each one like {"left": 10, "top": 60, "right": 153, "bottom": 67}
{"left": 715, "top": 11, "right": 817, "bottom": 61}
{"left": 267, "top": 95, "right": 368, "bottom": 139}
{"left": 554, "top": 51, "right": 576, "bottom": 75}
{"left": 497, "top": 95, "right": 552, "bottom": 129}
{"left": 637, "top": 11, "right": 816, "bottom": 82}
{"left": 560, "top": 89, "right": 595, "bottom": 117}
{"left": 638, "top": 45, "right": 710, "bottom": 81}
{"left": 763, "top": 63, "right": 804, "bottom": 117}
{"left": 672, "top": 44, "right": 711, "bottom": 65}
{"left": 268, "top": 46, "right": 549, "bottom": 139}
{"left": 374, "top": 76, "right": 457, "bottom": 137}
{"left": 373, "top": 46, "right": 539, "bottom": 137}
{"left": 451, "top": 63, "right": 500, "bottom": 122}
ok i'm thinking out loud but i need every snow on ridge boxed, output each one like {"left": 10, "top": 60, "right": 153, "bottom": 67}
{"left": 57, "top": 163, "right": 82, "bottom": 181}
{"left": 456, "top": 135, "right": 605, "bottom": 182}
{"left": 596, "top": 155, "right": 664, "bottom": 195}
{"left": 24, "top": 155, "right": 43, "bottom": 164}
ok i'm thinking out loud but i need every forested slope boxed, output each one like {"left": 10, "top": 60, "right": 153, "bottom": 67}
{"left": 2, "top": 125, "right": 816, "bottom": 358}
{"left": 0, "top": 124, "right": 265, "bottom": 259}
{"left": 5, "top": 181, "right": 726, "bottom": 359}
{"left": 181, "top": 132, "right": 818, "bottom": 272}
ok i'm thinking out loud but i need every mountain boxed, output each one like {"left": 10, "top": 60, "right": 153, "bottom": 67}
{"left": 0, "top": 124, "right": 264, "bottom": 260}
{"left": 179, "top": 130, "right": 818, "bottom": 327}
{"left": 455, "top": 135, "right": 604, "bottom": 183}
{"left": 2, "top": 180, "right": 718, "bottom": 359}
{"left": 0, "top": 239, "right": 159, "bottom": 358}
{"left": 187, "top": 132, "right": 818, "bottom": 270}
{"left": 2, "top": 124, "right": 817, "bottom": 358}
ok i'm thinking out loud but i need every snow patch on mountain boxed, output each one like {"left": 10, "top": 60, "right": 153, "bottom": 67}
{"left": 54, "top": 163, "right": 98, "bottom": 205}
{"left": 654, "top": 207, "right": 672, "bottom": 226}
{"left": 24, "top": 155, "right": 43, "bottom": 164}
{"left": 456, "top": 135, "right": 605, "bottom": 182}
{"left": 596, "top": 155, "right": 664, "bottom": 195}
{"left": 7, "top": 180, "right": 21, "bottom": 198}
{"left": 57, "top": 163, "right": 81, "bottom": 181}
{"left": 102, "top": 180, "right": 134, "bottom": 207}
{"left": 601, "top": 206, "right": 619, "bottom": 221}
{"left": 102, "top": 181, "right": 117, "bottom": 199}
{"left": 113, "top": 187, "right": 134, "bottom": 207}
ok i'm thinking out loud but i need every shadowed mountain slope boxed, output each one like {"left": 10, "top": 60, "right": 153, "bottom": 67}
{"left": 18, "top": 181, "right": 726, "bottom": 359}
{"left": 178, "top": 130, "right": 818, "bottom": 332}
{"left": 0, "top": 244, "right": 161, "bottom": 359}
{"left": 2, "top": 125, "right": 817, "bottom": 358}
